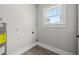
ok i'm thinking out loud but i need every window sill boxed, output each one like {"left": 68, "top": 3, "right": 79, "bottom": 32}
{"left": 42, "top": 24, "right": 66, "bottom": 27}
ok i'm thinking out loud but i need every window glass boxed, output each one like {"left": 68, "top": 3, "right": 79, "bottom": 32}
{"left": 46, "top": 6, "right": 62, "bottom": 24}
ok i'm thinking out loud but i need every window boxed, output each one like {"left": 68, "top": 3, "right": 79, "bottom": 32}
{"left": 43, "top": 5, "right": 66, "bottom": 27}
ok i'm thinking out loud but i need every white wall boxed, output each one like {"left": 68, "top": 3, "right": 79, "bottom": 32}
{"left": 37, "top": 4, "right": 78, "bottom": 54}
{"left": 0, "top": 4, "right": 36, "bottom": 54}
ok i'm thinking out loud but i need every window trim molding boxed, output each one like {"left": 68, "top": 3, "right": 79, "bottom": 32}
{"left": 42, "top": 4, "right": 67, "bottom": 27}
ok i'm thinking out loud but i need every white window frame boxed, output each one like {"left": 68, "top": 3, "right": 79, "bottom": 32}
{"left": 43, "top": 5, "right": 66, "bottom": 27}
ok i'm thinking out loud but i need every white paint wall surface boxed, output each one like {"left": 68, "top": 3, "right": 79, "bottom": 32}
{"left": 0, "top": 4, "right": 78, "bottom": 55}
{"left": 36, "top": 4, "right": 78, "bottom": 54}
{"left": 0, "top": 4, "right": 36, "bottom": 54}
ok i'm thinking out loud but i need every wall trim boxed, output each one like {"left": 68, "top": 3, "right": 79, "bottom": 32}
{"left": 9, "top": 43, "right": 37, "bottom": 55}
{"left": 9, "top": 42, "right": 74, "bottom": 55}
{"left": 37, "top": 42, "right": 74, "bottom": 55}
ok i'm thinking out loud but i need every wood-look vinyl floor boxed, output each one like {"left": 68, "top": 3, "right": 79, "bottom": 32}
{"left": 22, "top": 45, "right": 58, "bottom": 55}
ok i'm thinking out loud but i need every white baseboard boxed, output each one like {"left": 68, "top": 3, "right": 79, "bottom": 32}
{"left": 10, "top": 43, "right": 37, "bottom": 55}
{"left": 37, "top": 42, "right": 74, "bottom": 55}
{"left": 9, "top": 42, "right": 74, "bottom": 55}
